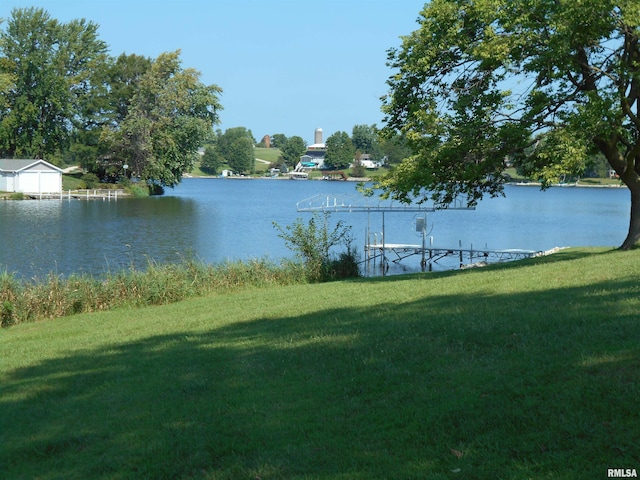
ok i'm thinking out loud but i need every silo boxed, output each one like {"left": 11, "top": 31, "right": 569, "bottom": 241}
{"left": 314, "top": 128, "right": 323, "bottom": 145}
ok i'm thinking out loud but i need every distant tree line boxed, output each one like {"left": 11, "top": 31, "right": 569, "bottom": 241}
{"left": 256, "top": 125, "right": 410, "bottom": 173}
{"left": 0, "top": 7, "right": 222, "bottom": 191}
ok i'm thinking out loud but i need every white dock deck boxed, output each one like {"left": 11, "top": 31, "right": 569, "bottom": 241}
{"left": 365, "top": 242, "right": 542, "bottom": 269}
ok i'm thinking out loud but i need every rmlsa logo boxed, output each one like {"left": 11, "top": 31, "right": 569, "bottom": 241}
{"left": 608, "top": 469, "right": 638, "bottom": 478}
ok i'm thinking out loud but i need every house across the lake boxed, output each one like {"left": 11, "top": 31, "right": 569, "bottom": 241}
{"left": 0, "top": 159, "right": 63, "bottom": 194}
{"left": 298, "top": 128, "right": 327, "bottom": 169}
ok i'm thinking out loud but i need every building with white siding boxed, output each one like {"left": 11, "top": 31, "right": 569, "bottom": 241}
{"left": 0, "top": 159, "right": 63, "bottom": 194}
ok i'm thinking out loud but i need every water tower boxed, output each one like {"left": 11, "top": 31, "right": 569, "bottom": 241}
{"left": 314, "top": 128, "right": 323, "bottom": 145}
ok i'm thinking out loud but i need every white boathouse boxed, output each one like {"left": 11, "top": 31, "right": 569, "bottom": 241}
{"left": 0, "top": 159, "right": 63, "bottom": 194}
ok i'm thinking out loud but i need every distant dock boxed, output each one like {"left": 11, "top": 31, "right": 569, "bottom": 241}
{"left": 26, "top": 189, "right": 127, "bottom": 200}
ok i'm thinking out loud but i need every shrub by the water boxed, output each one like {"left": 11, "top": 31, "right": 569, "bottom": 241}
{"left": 274, "top": 212, "right": 360, "bottom": 282}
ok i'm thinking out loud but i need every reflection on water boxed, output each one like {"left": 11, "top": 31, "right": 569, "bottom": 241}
{"left": 0, "top": 179, "right": 630, "bottom": 278}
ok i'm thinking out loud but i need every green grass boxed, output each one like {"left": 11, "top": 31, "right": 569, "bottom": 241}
{"left": 1, "top": 248, "right": 639, "bottom": 479}
{"left": 62, "top": 173, "right": 85, "bottom": 190}
{"left": 255, "top": 147, "right": 282, "bottom": 164}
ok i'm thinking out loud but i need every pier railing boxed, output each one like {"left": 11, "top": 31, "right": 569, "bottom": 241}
{"left": 29, "top": 189, "right": 126, "bottom": 200}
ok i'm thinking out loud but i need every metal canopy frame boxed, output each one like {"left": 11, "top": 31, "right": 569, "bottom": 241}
{"left": 296, "top": 193, "right": 473, "bottom": 213}
{"left": 296, "top": 193, "right": 476, "bottom": 274}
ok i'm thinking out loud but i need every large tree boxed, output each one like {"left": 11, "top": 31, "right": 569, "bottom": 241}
{"left": 216, "top": 126, "right": 255, "bottom": 174}
{"left": 0, "top": 7, "right": 108, "bottom": 160}
{"left": 381, "top": 0, "right": 640, "bottom": 249}
{"left": 324, "top": 131, "right": 354, "bottom": 169}
{"left": 351, "top": 124, "right": 383, "bottom": 160}
{"left": 100, "top": 50, "right": 222, "bottom": 188}
{"left": 281, "top": 135, "right": 307, "bottom": 166}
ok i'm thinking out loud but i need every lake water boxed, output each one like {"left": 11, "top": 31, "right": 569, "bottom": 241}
{"left": 0, "top": 178, "right": 630, "bottom": 278}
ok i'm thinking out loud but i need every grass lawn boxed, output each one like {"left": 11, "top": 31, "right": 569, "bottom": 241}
{"left": 255, "top": 147, "right": 282, "bottom": 164}
{"left": 1, "top": 248, "right": 639, "bottom": 479}
{"left": 62, "top": 173, "right": 85, "bottom": 190}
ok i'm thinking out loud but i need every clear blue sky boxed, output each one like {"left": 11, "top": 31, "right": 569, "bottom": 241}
{"left": 0, "top": 0, "right": 426, "bottom": 145}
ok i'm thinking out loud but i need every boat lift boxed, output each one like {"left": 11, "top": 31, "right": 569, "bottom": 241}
{"left": 296, "top": 193, "right": 542, "bottom": 273}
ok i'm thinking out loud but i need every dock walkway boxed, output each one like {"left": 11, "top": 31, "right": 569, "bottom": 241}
{"left": 27, "top": 189, "right": 126, "bottom": 200}
{"left": 365, "top": 241, "right": 542, "bottom": 271}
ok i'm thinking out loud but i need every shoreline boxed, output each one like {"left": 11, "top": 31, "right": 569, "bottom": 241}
{"left": 183, "top": 175, "right": 626, "bottom": 188}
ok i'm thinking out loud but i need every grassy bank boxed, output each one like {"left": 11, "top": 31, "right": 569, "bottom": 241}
{"left": 1, "top": 248, "right": 639, "bottom": 479}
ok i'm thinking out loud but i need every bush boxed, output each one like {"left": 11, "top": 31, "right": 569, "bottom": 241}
{"left": 81, "top": 173, "right": 100, "bottom": 189}
{"left": 128, "top": 184, "right": 149, "bottom": 197}
{"left": 329, "top": 242, "right": 360, "bottom": 279}
{"left": 274, "top": 212, "right": 360, "bottom": 282}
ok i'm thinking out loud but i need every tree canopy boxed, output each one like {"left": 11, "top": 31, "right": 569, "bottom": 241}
{"left": 100, "top": 50, "right": 222, "bottom": 187}
{"left": 380, "top": 0, "right": 640, "bottom": 249}
{"left": 351, "top": 124, "right": 383, "bottom": 160}
{"left": 324, "top": 131, "right": 354, "bottom": 169}
{"left": 0, "top": 8, "right": 108, "bottom": 160}
{"left": 281, "top": 135, "right": 307, "bottom": 166}
{"left": 0, "top": 8, "right": 222, "bottom": 191}
{"left": 215, "top": 127, "right": 255, "bottom": 174}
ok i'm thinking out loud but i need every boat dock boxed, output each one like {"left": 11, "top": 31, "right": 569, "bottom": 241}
{"left": 297, "top": 193, "right": 543, "bottom": 274}
{"left": 26, "top": 189, "right": 126, "bottom": 200}
{"left": 365, "top": 238, "right": 542, "bottom": 271}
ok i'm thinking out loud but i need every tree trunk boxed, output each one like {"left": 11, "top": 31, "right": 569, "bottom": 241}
{"left": 593, "top": 137, "right": 640, "bottom": 250}
{"left": 620, "top": 182, "right": 640, "bottom": 250}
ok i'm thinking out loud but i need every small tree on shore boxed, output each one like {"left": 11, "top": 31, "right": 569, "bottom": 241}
{"left": 274, "top": 212, "right": 359, "bottom": 282}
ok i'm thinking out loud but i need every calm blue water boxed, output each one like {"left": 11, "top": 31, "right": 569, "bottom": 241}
{"left": 0, "top": 179, "right": 630, "bottom": 278}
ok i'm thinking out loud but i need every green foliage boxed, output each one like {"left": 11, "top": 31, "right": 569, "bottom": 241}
{"left": 324, "top": 131, "right": 354, "bottom": 169}
{"left": 274, "top": 212, "right": 359, "bottom": 282}
{"left": 228, "top": 136, "right": 255, "bottom": 174}
{"left": 128, "top": 184, "right": 149, "bottom": 197}
{"left": 0, "top": 9, "right": 223, "bottom": 190}
{"left": 0, "top": 8, "right": 108, "bottom": 158}
{"left": 215, "top": 127, "right": 256, "bottom": 174}
{"left": 8, "top": 192, "right": 24, "bottom": 200}
{"left": 381, "top": 1, "right": 640, "bottom": 247}
{"left": 270, "top": 133, "right": 287, "bottom": 149}
{"left": 351, "top": 153, "right": 367, "bottom": 178}
{"left": 200, "top": 144, "right": 222, "bottom": 174}
{"left": 99, "top": 51, "right": 222, "bottom": 188}
{"left": 378, "top": 132, "right": 410, "bottom": 165}
{"left": 81, "top": 173, "right": 99, "bottom": 189}
{"left": 351, "top": 124, "right": 383, "bottom": 159}
{"left": 280, "top": 135, "right": 307, "bottom": 166}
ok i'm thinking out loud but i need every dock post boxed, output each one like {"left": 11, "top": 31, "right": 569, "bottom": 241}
{"left": 429, "top": 236, "right": 434, "bottom": 271}
{"left": 420, "top": 215, "right": 426, "bottom": 271}
{"left": 381, "top": 211, "right": 386, "bottom": 276}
